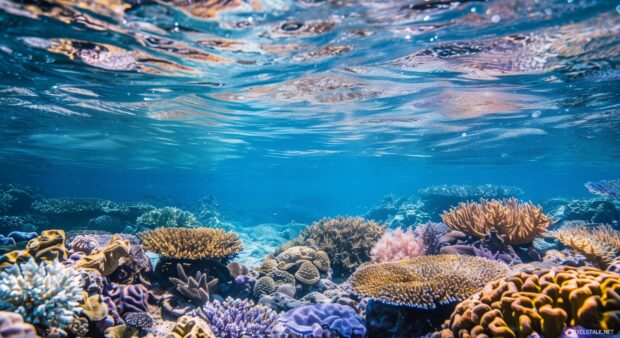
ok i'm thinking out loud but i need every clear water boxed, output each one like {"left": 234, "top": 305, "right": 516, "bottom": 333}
{"left": 0, "top": 0, "right": 619, "bottom": 219}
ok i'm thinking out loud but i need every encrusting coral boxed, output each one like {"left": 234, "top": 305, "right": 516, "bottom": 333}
{"left": 281, "top": 216, "right": 385, "bottom": 278}
{"left": 74, "top": 234, "right": 131, "bottom": 276}
{"left": 351, "top": 254, "right": 510, "bottom": 309}
{"left": 441, "top": 198, "right": 553, "bottom": 245}
{"left": 553, "top": 224, "right": 620, "bottom": 269}
{"left": 433, "top": 266, "right": 620, "bottom": 338}
{"left": 0, "top": 258, "right": 83, "bottom": 332}
{"left": 138, "top": 227, "right": 242, "bottom": 261}
{"left": 370, "top": 227, "right": 425, "bottom": 263}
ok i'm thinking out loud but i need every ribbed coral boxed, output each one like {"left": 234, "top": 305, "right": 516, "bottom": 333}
{"left": 0, "top": 259, "right": 83, "bottom": 330}
{"left": 441, "top": 198, "right": 552, "bottom": 245}
{"left": 436, "top": 266, "right": 620, "bottom": 338}
{"left": 191, "top": 297, "right": 277, "bottom": 338}
{"left": 351, "top": 254, "right": 510, "bottom": 309}
{"left": 75, "top": 234, "right": 131, "bottom": 276}
{"left": 370, "top": 227, "right": 425, "bottom": 263}
{"left": 288, "top": 216, "right": 385, "bottom": 278}
{"left": 554, "top": 224, "right": 620, "bottom": 269}
{"left": 138, "top": 227, "right": 242, "bottom": 260}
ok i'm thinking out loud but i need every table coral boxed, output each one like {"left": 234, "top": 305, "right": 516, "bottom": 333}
{"left": 138, "top": 227, "right": 242, "bottom": 261}
{"left": 434, "top": 266, "right": 620, "bottom": 338}
{"left": 554, "top": 224, "right": 620, "bottom": 269}
{"left": 274, "top": 303, "right": 365, "bottom": 338}
{"left": 74, "top": 234, "right": 131, "bottom": 276}
{"left": 0, "top": 258, "right": 83, "bottom": 331}
{"left": 370, "top": 227, "right": 425, "bottom": 263}
{"left": 191, "top": 297, "right": 277, "bottom": 338}
{"left": 441, "top": 198, "right": 553, "bottom": 245}
{"left": 351, "top": 254, "right": 510, "bottom": 309}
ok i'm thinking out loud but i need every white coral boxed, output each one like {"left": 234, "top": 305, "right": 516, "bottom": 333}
{"left": 0, "top": 259, "right": 83, "bottom": 330}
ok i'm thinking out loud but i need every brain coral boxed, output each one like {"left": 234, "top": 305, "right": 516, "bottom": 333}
{"left": 370, "top": 227, "right": 425, "bottom": 263}
{"left": 554, "top": 224, "right": 620, "bottom": 269}
{"left": 0, "top": 258, "right": 83, "bottom": 331}
{"left": 138, "top": 227, "right": 242, "bottom": 261}
{"left": 136, "top": 206, "right": 200, "bottom": 229}
{"left": 441, "top": 198, "right": 553, "bottom": 245}
{"left": 435, "top": 266, "right": 620, "bottom": 338}
{"left": 351, "top": 254, "right": 510, "bottom": 309}
{"left": 286, "top": 216, "right": 385, "bottom": 278}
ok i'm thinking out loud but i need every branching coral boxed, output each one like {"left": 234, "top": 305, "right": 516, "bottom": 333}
{"left": 434, "top": 266, "right": 620, "bottom": 338}
{"left": 283, "top": 216, "right": 385, "bottom": 278}
{"left": 136, "top": 207, "right": 200, "bottom": 229}
{"left": 74, "top": 234, "right": 131, "bottom": 276}
{"left": 138, "top": 227, "right": 242, "bottom": 261}
{"left": 0, "top": 259, "right": 83, "bottom": 331}
{"left": 370, "top": 227, "right": 425, "bottom": 263}
{"left": 191, "top": 297, "right": 277, "bottom": 337}
{"left": 351, "top": 254, "right": 509, "bottom": 309}
{"left": 441, "top": 198, "right": 552, "bottom": 245}
{"left": 553, "top": 224, "right": 620, "bottom": 269}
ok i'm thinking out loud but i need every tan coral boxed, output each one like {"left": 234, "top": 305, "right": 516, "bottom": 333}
{"left": 258, "top": 258, "right": 278, "bottom": 275}
{"left": 294, "top": 260, "right": 321, "bottom": 285}
{"left": 81, "top": 292, "right": 108, "bottom": 321}
{"left": 351, "top": 255, "right": 510, "bottom": 309}
{"left": 441, "top": 198, "right": 552, "bottom": 245}
{"left": 138, "top": 227, "right": 242, "bottom": 261}
{"left": 0, "top": 230, "right": 69, "bottom": 268}
{"left": 275, "top": 246, "right": 330, "bottom": 272}
{"left": 104, "top": 325, "right": 140, "bottom": 338}
{"left": 434, "top": 266, "right": 620, "bottom": 338}
{"left": 74, "top": 234, "right": 131, "bottom": 276}
{"left": 554, "top": 224, "right": 620, "bottom": 269}
{"left": 166, "top": 315, "right": 216, "bottom": 338}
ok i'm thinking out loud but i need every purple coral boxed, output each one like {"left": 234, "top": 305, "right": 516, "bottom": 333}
{"left": 585, "top": 180, "right": 620, "bottom": 200}
{"left": 191, "top": 297, "right": 277, "bottom": 337}
{"left": 103, "top": 284, "right": 150, "bottom": 315}
{"left": 275, "top": 303, "right": 366, "bottom": 338}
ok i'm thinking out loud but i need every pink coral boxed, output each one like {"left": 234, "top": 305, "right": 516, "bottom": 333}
{"left": 370, "top": 227, "right": 425, "bottom": 263}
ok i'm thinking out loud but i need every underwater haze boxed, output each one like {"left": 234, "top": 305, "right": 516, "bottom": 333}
{"left": 1, "top": 0, "right": 620, "bottom": 337}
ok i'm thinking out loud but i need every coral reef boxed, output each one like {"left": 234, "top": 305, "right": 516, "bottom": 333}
{"left": 441, "top": 198, "right": 552, "bottom": 245}
{"left": 282, "top": 216, "right": 385, "bottom": 278}
{"left": 553, "top": 224, "right": 620, "bottom": 269}
{"left": 351, "top": 254, "right": 510, "bottom": 309}
{"left": 167, "top": 315, "right": 215, "bottom": 338}
{"left": 74, "top": 234, "right": 131, "bottom": 276}
{"left": 0, "top": 311, "right": 39, "bottom": 338}
{"left": 433, "top": 266, "right": 620, "bottom": 338}
{"left": 135, "top": 207, "right": 199, "bottom": 229}
{"left": 274, "top": 303, "right": 365, "bottom": 337}
{"left": 420, "top": 184, "right": 523, "bottom": 217}
{"left": 364, "top": 195, "right": 430, "bottom": 227}
{"left": 585, "top": 180, "right": 620, "bottom": 200}
{"left": 138, "top": 227, "right": 242, "bottom": 261}
{"left": 0, "top": 259, "right": 83, "bottom": 331}
{"left": 370, "top": 227, "right": 425, "bottom": 263}
{"left": 191, "top": 297, "right": 277, "bottom": 337}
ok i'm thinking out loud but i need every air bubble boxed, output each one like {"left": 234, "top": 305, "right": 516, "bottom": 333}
{"left": 491, "top": 15, "right": 501, "bottom": 23}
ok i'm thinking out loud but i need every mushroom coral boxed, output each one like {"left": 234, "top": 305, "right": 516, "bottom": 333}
{"left": 433, "top": 266, "right": 620, "bottom": 338}
{"left": 138, "top": 227, "right": 242, "bottom": 261}
{"left": 351, "top": 254, "right": 510, "bottom": 309}
{"left": 441, "top": 198, "right": 552, "bottom": 245}
{"left": 554, "top": 224, "right": 620, "bottom": 269}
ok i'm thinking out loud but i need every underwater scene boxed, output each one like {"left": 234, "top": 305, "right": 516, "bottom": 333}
{"left": 1, "top": 0, "right": 620, "bottom": 337}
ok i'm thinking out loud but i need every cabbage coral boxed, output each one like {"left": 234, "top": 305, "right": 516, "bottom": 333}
{"left": 0, "top": 259, "right": 83, "bottom": 331}
{"left": 370, "top": 227, "right": 425, "bottom": 263}
{"left": 138, "top": 227, "right": 242, "bottom": 260}
{"left": 441, "top": 198, "right": 552, "bottom": 245}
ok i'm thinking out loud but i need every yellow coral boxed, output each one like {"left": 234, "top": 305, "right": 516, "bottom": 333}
{"left": 435, "top": 266, "right": 620, "bottom": 338}
{"left": 554, "top": 224, "right": 620, "bottom": 269}
{"left": 0, "top": 230, "right": 68, "bottom": 268}
{"left": 74, "top": 234, "right": 131, "bottom": 276}
{"left": 166, "top": 315, "right": 216, "bottom": 338}
{"left": 138, "top": 227, "right": 242, "bottom": 261}
{"left": 441, "top": 198, "right": 552, "bottom": 245}
{"left": 81, "top": 292, "right": 108, "bottom": 321}
{"left": 104, "top": 325, "right": 140, "bottom": 338}
{"left": 351, "top": 254, "right": 510, "bottom": 309}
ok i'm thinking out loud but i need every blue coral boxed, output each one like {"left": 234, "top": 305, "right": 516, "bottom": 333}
{"left": 275, "top": 303, "right": 366, "bottom": 338}
{"left": 191, "top": 297, "right": 277, "bottom": 337}
{"left": 0, "top": 258, "right": 83, "bottom": 330}
{"left": 585, "top": 180, "right": 620, "bottom": 200}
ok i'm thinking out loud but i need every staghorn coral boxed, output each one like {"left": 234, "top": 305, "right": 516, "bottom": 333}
{"left": 585, "top": 180, "right": 620, "bottom": 200}
{"left": 136, "top": 207, "right": 199, "bottom": 229}
{"left": 434, "top": 266, "right": 620, "bottom": 338}
{"left": 74, "top": 234, "right": 131, "bottom": 276}
{"left": 274, "top": 303, "right": 365, "bottom": 337}
{"left": 0, "top": 259, "right": 83, "bottom": 331}
{"left": 553, "top": 224, "right": 620, "bottom": 269}
{"left": 166, "top": 315, "right": 215, "bottom": 338}
{"left": 170, "top": 263, "right": 218, "bottom": 304}
{"left": 0, "top": 311, "right": 39, "bottom": 338}
{"left": 283, "top": 216, "right": 385, "bottom": 278}
{"left": 138, "top": 227, "right": 242, "bottom": 261}
{"left": 441, "top": 198, "right": 553, "bottom": 245}
{"left": 370, "top": 227, "right": 425, "bottom": 263}
{"left": 351, "top": 254, "right": 510, "bottom": 309}
{"left": 191, "top": 297, "right": 277, "bottom": 338}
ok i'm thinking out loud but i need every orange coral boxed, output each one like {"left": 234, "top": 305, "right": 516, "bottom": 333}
{"left": 435, "top": 266, "right": 620, "bottom": 338}
{"left": 554, "top": 224, "right": 620, "bottom": 269}
{"left": 139, "top": 227, "right": 242, "bottom": 261}
{"left": 441, "top": 198, "right": 552, "bottom": 245}
{"left": 75, "top": 234, "right": 131, "bottom": 276}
